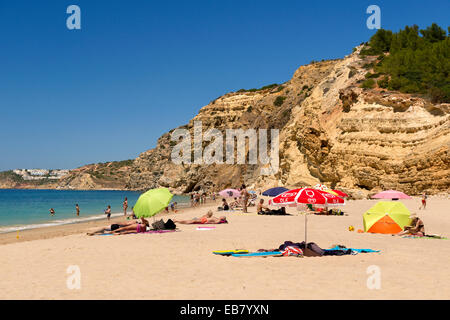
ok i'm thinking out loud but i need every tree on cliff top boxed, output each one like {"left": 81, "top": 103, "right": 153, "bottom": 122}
{"left": 360, "top": 23, "right": 449, "bottom": 103}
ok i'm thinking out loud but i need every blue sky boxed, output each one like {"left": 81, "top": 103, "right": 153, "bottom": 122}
{"left": 0, "top": 0, "right": 448, "bottom": 171}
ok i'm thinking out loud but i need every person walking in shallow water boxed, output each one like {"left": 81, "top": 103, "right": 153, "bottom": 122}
{"left": 75, "top": 204, "right": 80, "bottom": 217}
{"left": 105, "top": 205, "right": 111, "bottom": 220}
{"left": 50, "top": 208, "right": 55, "bottom": 216}
{"left": 123, "top": 197, "right": 128, "bottom": 216}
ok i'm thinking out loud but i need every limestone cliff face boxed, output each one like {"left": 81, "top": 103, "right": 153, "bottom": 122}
{"left": 55, "top": 161, "right": 133, "bottom": 190}
{"left": 127, "top": 46, "right": 449, "bottom": 196}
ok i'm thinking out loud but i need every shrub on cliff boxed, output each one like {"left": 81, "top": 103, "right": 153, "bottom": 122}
{"left": 361, "top": 79, "right": 375, "bottom": 89}
{"left": 274, "top": 96, "right": 287, "bottom": 106}
{"left": 360, "top": 23, "right": 449, "bottom": 102}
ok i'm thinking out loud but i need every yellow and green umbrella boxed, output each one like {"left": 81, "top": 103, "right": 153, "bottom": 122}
{"left": 363, "top": 201, "right": 412, "bottom": 234}
{"left": 133, "top": 188, "right": 173, "bottom": 218}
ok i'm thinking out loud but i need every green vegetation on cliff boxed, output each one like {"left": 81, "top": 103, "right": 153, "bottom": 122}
{"left": 360, "top": 23, "right": 450, "bottom": 102}
{"left": 0, "top": 171, "right": 24, "bottom": 183}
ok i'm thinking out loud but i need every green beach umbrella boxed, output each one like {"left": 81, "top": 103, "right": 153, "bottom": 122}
{"left": 133, "top": 188, "right": 173, "bottom": 218}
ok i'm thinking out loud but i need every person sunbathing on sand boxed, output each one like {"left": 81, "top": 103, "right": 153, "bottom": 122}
{"left": 86, "top": 219, "right": 138, "bottom": 236}
{"left": 395, "top": 216, "right": 425, "bottom": 237}
{"left": 229, "top": 197, "right": 241, "bottom": 209}
{"left": 110, "top": 217, "right": 150, "bottom": 235}
{"left": 173, "top": 210, "right": 227, "bottom": 224}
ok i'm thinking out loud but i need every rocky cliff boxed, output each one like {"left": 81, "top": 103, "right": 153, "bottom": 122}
{"left": 0, "top": 160, "right": 133, "bottom": 190}
{"left": 125, "top": 46, "right": 450, "bottom": 196}
{"left": 3, "top": 46, "right": 448, "bottom": 196}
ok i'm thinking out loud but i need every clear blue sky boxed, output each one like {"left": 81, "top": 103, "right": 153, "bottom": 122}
{"left": 0, "top": 0, "right": 448, "bottom": 171}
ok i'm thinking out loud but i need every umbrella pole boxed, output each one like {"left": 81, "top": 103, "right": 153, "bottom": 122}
{"left": 305, "top": 213, "right": 307, "bottom": 245}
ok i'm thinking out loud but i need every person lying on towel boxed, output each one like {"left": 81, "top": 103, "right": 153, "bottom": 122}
{"left": 257, "top": 199, "right": 287, "bottom": 215}
{"left": 86, "top": 220, "right": 136, "bottom": 235}
{"left": 173, "top": 210, "right": 228, "bottom": 224}
{"left": 111, "top": 217, "right": 150, "bottom": 235}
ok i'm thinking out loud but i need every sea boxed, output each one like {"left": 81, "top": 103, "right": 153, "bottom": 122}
{"left": 0, "top": 189, "right": 190, "bottom": 234}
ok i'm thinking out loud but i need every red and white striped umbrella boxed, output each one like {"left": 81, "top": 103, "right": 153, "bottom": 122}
{"left": 315, "top": 190, "right": 345, "bottom": 204}
{"left": 332, "top": 189, "right": 349, "bottom": 198}
{"left": 269, "top": 188, "right": 344, "bottom": 206}
{"left": 269, "top": 187, "right": 345, "bottom": 245}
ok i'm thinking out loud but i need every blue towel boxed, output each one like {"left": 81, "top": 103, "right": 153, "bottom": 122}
{"left": 326, "top": 246, "right": 380, "bottom": 253}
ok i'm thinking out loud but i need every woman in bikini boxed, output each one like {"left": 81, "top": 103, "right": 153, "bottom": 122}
{"left": 173, "top": 210, "right": 227, "bottom": 224}
{"left": 111, "top": 217, "right": 150, "bottom": 235}
{"left": 395, "top": 216, "right": 425, "bottom": 236}
{"left": 420, "top": 193, "right": 427, "bottom": 210}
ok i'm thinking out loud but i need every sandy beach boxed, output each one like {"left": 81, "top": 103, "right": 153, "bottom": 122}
{"left": 0, "top": 196, "right": 449, "bottom": 300}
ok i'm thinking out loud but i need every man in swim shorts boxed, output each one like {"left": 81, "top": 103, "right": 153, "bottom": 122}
{"left": 104, "top": 205, "right": 111, "bottom": 220}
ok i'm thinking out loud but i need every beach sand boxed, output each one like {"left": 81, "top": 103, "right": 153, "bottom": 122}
{"left": 0, "top": 196, "right": 449, "bottom": 299}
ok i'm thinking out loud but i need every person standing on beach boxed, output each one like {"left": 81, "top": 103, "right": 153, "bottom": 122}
{"left": 194, "top": 193, "right": 200, "bottom": 207}
{"left": 420, "top": 193, "right": 427, "bottom": 210}
{"left": 241, "top": 184, "right": 249, "bottom": 213}
{"left": 50, "top": 208, "right": 55, "bottom": 216}
{"left": 201, "top": 192, "right": 206, "bottom": 205}
{"left": 123, "top": 197, "right": 128, "bottom": 216}
{"left": 190, "top": 194, "right": 194, "bottom": 207}
{"left": 75, "top": 204, "right": 80, "bottom": 217}
{"left": 105, "top": 205, "right": 111, "bottom": 221}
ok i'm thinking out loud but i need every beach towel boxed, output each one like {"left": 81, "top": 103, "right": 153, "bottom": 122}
{"left": 213, "top": 250, "right": 249, "bottom": 256}
{"left": 144, "top": 229, "right": 178, "bottom": 234}
{"left": 196, "top": 226, "right": 216, "bottom": 230}
{"left": 326, "top": 245, "right": 380, "bottom": 254}
{"left": 258, "top": 211, "right": 291, "bottom": 216}
{"left": 282, "top": 246, "right": 303, "bottom": 257}
{"left": 322, "top": 248, "right": 354, "bottom": 256}
{"left": 402, "top": 235, "right": 447, "bottom": 240}
{"left": 231, "top": 251, "right": 283, "bottom": 257}
{"left": 96, "top": 229, "right": 178, "bottom": 236}
{"left": 278, "top": 241, "right": 324, "bottom": 256}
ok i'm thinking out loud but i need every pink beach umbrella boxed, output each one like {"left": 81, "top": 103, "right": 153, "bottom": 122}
{"left": 372, "top": 190, "right": 411, "bottom": 199}
{"left": 219, "top": 188, "right": 241, "bottom": 198}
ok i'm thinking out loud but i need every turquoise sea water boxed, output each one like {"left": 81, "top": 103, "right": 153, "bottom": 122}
{"left": 0, "top": 189, "right": 189, "bottom": 233}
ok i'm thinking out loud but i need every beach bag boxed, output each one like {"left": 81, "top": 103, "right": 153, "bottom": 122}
{"left": 152, "top": 219, "right": 165, "bottom": 230}
{"left": 303, "top": 242, "right": 324, "bottom": 257}
{"left": 282, "top": 246, "right": 303, "bottom": 257}
{"left": 164, "top": 219, "right": 176, "bottom": 230}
